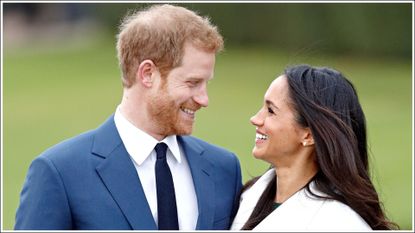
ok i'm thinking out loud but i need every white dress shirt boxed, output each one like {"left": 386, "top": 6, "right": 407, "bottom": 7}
{"left": 114, "top": 107, "right": 198, "bottom": 230}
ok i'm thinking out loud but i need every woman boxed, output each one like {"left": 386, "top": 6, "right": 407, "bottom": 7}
{"left": 230, "top": 65, "right": 398, "bottom": 230}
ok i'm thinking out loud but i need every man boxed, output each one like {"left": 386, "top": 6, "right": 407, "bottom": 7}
{"left": 15, "top": 4, "right": 242, "bottom": 230}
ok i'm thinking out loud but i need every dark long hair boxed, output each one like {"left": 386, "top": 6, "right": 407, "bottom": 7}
{"left": 242, "top": 65, "right": 398, "bottom": 230}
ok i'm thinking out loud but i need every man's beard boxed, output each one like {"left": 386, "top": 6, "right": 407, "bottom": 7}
{"left": 147, "top": 92, "right": 194, "bottom": 136}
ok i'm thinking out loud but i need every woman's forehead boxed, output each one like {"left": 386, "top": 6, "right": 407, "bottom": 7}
{"left": 265, "top": 75, "right": 289, "bottom": 101}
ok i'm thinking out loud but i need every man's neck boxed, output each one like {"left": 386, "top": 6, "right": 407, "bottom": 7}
{"left": 118, "top": 100, "right": 167, "bottom": 141}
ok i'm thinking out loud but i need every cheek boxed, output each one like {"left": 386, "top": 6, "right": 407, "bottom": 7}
{"left": 168, "top": 88, "right": 191, "bottom": 102}
{"left": 267, "top": 125, "right": 296, "bottom": 150}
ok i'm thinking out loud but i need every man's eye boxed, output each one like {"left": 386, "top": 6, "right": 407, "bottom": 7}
{"left": 267, "top": 107, "right": 274, "bottom": 114}
{"left": 187, "top": 81, "right": 198, "bottom": 87}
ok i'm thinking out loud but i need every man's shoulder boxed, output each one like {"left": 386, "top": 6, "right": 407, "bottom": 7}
{"left": 181, "top": 135, "right": 233, "bottom": 154}
{"left": 38, "top": 129, "right": 96, "bottom": 162}
{"left": 38, "top": 115, "right": 116, "bottom": 163}
{"left": 180, "top": 135, "right": 238, "bottom": 163}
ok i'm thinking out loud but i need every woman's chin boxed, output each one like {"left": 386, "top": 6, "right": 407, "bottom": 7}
{"left": 252, "top": 148, "right": 263, "bottom": 159}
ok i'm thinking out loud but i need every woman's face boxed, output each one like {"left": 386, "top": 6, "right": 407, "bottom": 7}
{"left": 250, "top": 75, "right": 310, "bottom": 166}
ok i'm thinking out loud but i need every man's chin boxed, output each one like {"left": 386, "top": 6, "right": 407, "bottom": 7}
{"left": 176, "top": 129, "right": 193, "bottom": 136}
{"left": 174, "top": 124, "right": 193, "bottom": 135}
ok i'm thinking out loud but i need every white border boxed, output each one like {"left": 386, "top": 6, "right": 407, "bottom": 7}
{"left": 1, "top": 1, "right": 414, "bottom": 232}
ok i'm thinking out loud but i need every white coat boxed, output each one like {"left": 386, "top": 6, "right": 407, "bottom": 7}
{"left": 230, "top": 169, "right": 372, "bottom": 231}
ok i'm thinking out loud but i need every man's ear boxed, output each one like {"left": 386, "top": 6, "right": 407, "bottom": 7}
{"left": 301, "top": 128, "right": 315, "bottom": 147}
{"left": 136, "top": 59, "right": 157, "bottom": 88}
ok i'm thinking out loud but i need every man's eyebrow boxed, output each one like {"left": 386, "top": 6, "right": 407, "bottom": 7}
{"left": 186, "top": 76, "right": 213, "bottom": 81}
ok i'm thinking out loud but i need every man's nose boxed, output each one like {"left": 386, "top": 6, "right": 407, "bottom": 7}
{"left": 194, "top": 87, "right": 209, "bottom": 107}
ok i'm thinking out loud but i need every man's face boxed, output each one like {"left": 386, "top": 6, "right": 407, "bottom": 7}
{"left": 148, "top": 43, "right": 216, "bottom": 136}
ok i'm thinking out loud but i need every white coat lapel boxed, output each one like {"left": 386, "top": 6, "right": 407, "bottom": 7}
{"left": 253, "top": 184, "right": 325, "bottom": 231}
{"left": 230, "top": 169, "right": 275, "bottom": 230}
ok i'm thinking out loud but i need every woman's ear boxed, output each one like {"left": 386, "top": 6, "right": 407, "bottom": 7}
{"left": 136, "top": 59, "right": 158, "bottom": 88}
{"left": 301, "top": 128, "right": 315, "bottom": 147}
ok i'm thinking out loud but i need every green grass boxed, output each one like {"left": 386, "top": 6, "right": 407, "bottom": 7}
{"left": 2, "top": 38, "right": 412, "bottom": 230}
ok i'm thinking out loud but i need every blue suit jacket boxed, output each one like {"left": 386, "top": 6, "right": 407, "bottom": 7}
{"left": 15, "top": 115, "right": 242, "bottom": 230}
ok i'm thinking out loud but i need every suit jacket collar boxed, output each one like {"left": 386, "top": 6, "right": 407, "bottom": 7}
{"left": 91, "top": 115, "right": 215, "bottom": 230}
{"left": 92, "top": 115, "right": 157, "bottom": 230}
{"left": 178, "top": 136, "right": 215, "bottom": 230}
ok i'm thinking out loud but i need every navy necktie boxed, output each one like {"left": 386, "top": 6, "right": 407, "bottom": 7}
{"left": 154, "top": 143, "right": 179, "bottom": 230}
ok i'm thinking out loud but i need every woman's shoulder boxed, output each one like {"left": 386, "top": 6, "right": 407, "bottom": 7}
{"left": 252, "top": 187, "right": 372, "bottom": 231}
{"left": 309, "top": 198, "right": 372, "bottom": 230}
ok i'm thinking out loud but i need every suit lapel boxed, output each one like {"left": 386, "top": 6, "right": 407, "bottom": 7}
{"left": 92, "top": 116, "right": 157, "bottom": 230}
{"left": 178, "top": 136, "right": 215, "bottom": 230}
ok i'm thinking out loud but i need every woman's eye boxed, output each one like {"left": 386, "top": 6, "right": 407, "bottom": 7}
{"left": 267, "top": 107, "right": 274, "bottom": 114}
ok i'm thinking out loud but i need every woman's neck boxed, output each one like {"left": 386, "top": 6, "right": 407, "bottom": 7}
{"left": 274, "top": 159, "right": 318, "bottom": 203}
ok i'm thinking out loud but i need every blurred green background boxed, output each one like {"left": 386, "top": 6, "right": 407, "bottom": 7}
{"left": 2, "top": 2, "right": 412, "bottom": 230}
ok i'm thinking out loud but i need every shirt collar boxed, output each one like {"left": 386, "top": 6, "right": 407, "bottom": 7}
{"left": 114, "top": 106, "right": 182, "bottom": 165}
